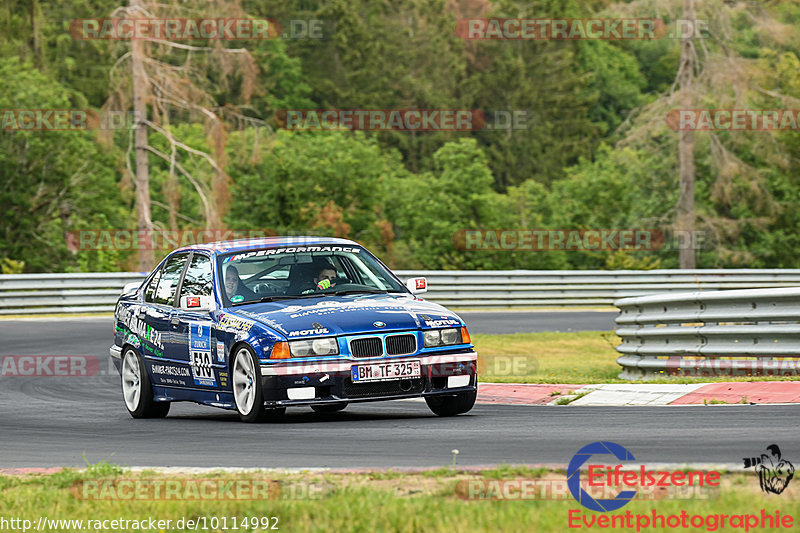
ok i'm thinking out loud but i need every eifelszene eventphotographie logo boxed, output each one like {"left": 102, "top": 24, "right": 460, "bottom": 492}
{"left": 567, "top": 441, "right": 720, "bottom": 512}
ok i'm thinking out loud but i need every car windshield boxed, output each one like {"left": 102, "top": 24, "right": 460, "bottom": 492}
{"left": 217, "top": 244, "right": 407, "bottom": 305}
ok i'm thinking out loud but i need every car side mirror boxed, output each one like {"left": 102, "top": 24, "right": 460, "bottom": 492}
{"left": 180, "top": 295, "right": 215, "bottom": 312}
{"left": 406, "top": 277, "right": 427, "bottom": 295}
{"left": 122, "top": 281, "right": 142, "bottom": 295}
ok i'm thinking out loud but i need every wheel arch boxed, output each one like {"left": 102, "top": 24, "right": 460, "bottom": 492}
{"left": 120, "top": 342, "right": 144, "bottom": 361}
{"left": 119, "top": 342, "right": 149, "bottom": 378}
{"left": 227, "top": 340, "right": 259, "bottom": 375}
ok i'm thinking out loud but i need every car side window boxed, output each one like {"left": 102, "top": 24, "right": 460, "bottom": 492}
{"left": 153, "top": 253, "right": 188, "bottom": 306}
{"left": 144, "top": 267, "right": 162, "bottom": 303}
{"left": 180, "top": 254, "right": 213, "bottom": 297}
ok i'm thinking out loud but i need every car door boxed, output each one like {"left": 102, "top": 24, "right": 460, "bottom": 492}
{"left": 144, "top": 252, "right": 191, "bottom": 388}
{"left": 173, "top": 252, "right": 220, "bottom": 390}
{"left": 116, "top": 264, "right": 162, "bottom": 357}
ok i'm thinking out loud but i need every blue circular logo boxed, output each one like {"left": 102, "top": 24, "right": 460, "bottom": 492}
{"left": 373, "top": 321, "right": 386, "bottom": 328}
{"left": 567, "top": 441, "right": 637, "bottom": 512}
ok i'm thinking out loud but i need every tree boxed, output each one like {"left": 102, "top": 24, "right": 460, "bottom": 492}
{"left": 0, "top": 57, "right": 127, "bottom": 272}
{"left": 130, "top": 0, "right": 153, "bottom": 270}
{"left": 595, "top": 0, "right": 799, "bottom": 267}
{"left": 104, "top": 0, "right": 260, "bottom": 270}
{"left": 676, "top": 0, "right": 697, "bottom": 268}
{"left": 225, "top": 130, "right": 407, "bottom": 259}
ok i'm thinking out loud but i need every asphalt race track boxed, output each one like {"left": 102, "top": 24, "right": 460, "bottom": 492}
{"left": 1, "top": 317, "right": 797, "bottom": 469}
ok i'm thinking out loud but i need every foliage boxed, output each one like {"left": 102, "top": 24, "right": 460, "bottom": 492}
{"left": 2, "top": 0, "right": 800, "bottom": 271}
{"left": 226, "top": 130, "right": 406, "bottom": 260}
{"left": 0, "top": 56, "right": 127, "bottom": 272}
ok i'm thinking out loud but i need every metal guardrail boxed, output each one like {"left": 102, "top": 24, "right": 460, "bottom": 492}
{"left": 395, "top": 270, "right": 800, "bottom": 308}
{"left": 1, "top": 269, "right": 800, "bottom": 315}
{"left": 0, "top": 273, "right": 147, "bottom": 315}
{"left": 614, "top": 288, "right": 800, "bottom": 380}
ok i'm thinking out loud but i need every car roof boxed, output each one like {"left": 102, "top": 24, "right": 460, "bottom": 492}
{"left": 174, "top": 236, "right": 360, "bottom": 255}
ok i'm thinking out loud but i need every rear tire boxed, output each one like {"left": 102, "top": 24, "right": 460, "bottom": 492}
{"left": 121, "top": 347, "right": 170, "bottom": 419}
{"left": 311, "top": 402, "right": 348, "bottom": 414}
{"left": 425, "top": 390, "right": 476, "bottom": 417}
{"left": 232, "top": 345, "right": 285, "bottom": 422}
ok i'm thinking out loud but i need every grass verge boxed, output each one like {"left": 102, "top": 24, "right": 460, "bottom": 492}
{"left": 474, "top": 331, "right": 621, "bottom": 383}
{"left": 0, "top": 465, "right": 796, "bottom": 533}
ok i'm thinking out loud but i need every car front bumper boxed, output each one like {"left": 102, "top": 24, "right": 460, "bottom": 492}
{"left": 258, "top": 351, "right": 478, "bottom": 408}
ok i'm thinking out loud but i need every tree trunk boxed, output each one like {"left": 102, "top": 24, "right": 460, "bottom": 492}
{"left": 131, "top": 0, "right": 154, "bottom": 271}
{"left": 29, "top": 0, "right": 41, "bottom": 68}
{"left": 677, "top": 0, "right": 696, "bottom": 269}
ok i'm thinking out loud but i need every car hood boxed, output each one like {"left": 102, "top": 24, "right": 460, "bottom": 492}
{"left": 227, "top": 294, "right": 463, "bottom": 339}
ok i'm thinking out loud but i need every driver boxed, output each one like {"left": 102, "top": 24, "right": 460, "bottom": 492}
{"left": 301, "top": 265, "right": 338, "bottom": 294}
{"left": 224, "top": 266, "right": 257, "bottom": 302}
{"left": 314, "top": 267, "right": 338, "bottom": 290}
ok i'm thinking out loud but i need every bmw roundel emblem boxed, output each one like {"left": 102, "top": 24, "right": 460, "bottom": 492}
{"left": 373, "top": 321, "right": 386, "bottom": 328}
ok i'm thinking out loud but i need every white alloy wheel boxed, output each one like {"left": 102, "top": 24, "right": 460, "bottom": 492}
{"left": 120, "top": 347, "right": 170, "bottom": 418}
{"left": 233, "top": 347, "right": 257, "bottom": 415}
{"left": 122, "top": 349, "right": 142, "bottom": 412}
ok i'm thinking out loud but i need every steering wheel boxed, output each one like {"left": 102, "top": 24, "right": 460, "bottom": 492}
{"left": 252, "top": 281, "right": 280, "bottom": 294}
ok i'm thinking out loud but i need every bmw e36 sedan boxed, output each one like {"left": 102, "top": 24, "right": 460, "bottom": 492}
{"left": 111, "top": 237, "right": 478, "bottom": 422}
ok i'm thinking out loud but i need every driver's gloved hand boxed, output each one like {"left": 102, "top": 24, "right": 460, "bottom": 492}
{"left": 316, "top": 279, "right": 332, "bottom": 290}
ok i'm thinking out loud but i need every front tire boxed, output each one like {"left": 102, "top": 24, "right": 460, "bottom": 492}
{"left": 232, "top": 345, "right": 285, "bottom": 423}
{"left": 121, "top": 347, "right": 170, "bottom": 419}
{"left": 425, "top": 390, "right": 476, "bottom": 417}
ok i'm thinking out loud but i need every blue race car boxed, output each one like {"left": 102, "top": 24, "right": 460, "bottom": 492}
{"left": 111, "top": 237, "right": 478, "bottom": 422}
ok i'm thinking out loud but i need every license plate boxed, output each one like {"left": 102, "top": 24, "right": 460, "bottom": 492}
{"left": 351, "top": 360, "right": 421, "bottom": 382}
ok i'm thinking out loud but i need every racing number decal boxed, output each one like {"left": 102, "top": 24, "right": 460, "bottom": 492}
{"left": 189, "top": 322, "right": 216, "bottom": 387}
{"left": 191, "top": 351, "right": 214, "bottom": 379}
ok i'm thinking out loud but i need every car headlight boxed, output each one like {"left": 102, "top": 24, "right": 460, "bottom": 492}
{"left": 423, "top": 328, "right": 463, "bottom": 347}
{"left": 289, "top": 337, "right": 339, "bottom": 357}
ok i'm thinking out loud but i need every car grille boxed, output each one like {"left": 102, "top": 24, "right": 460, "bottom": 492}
{"left": 350, "top": 337, "right": 383, "bottom": 358}
{"left": 385, "top": 334, "right": 416, "bottom": 356}
{"left": 343, "top": 378, "right": 425, "bottom": 398}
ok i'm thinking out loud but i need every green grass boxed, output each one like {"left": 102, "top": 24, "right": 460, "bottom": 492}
{"left": 473, "top": 331, "right": 623, "bottom": 383}
{"left": 477, "top": 465, "right": 553, "bottom": 479}
{"left": 473, "top": 331, "right": 800, "bottom": 384}
{"left": 1, "top": 467, "right": 797, "bottom": 533}
{"left": 554, "top": 391, "right": 591, "bottom": 405}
